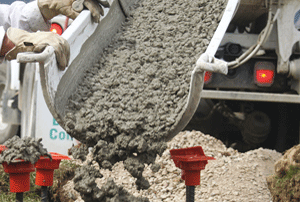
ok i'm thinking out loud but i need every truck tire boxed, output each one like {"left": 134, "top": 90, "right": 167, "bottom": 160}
{"left": 242, "top": 111, "right": 271, "bottom": 146}
{"left": 0, "top": 63, "right": 19, "bottom": 144}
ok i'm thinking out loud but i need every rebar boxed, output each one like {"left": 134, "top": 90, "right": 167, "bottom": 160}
{"left": 186, "top": 186, "right": 195, "bottom": 202}
{"left": 16, "top": 192, "right": 23, "bottom": 202}
{"left": 41, "top": 186, "right": 48, "bottom": 202}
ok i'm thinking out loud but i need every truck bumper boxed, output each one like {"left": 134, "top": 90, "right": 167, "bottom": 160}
{"left": 201, "top": 90, "right": 300, "bottom": 103}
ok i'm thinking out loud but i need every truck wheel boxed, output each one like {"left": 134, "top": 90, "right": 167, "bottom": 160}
{"left": 0, "top": 63, "right": 19, "bottom": 144}
{"left": 242, "top": 111, "right": 271, "bottom": 146}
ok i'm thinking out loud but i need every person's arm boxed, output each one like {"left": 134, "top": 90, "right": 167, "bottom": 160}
{"left": 0, "top": 34, "right": 15, "bottom": 57}
{"left": 4, "top": 27, "right": 70, "bottom": 70}
{"left": 0, "top": 26, "right": 14, "bottom": 60}
{"left": 0, "top": 1, "right": 51, "bottom": 60}
{"left": 0, "top": 25, "right": 69, "bottom": 70}
{"left": 38, "top": 0, "right": 110, "bottom": 23}
{"left": 0, "top": 1, "right": 50, "bottom": 32}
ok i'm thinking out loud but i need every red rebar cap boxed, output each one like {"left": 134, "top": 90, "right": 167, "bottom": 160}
{"left": 170, "top": 146, "right": 215, "bottom": 186}
{"left": 35, "top": 152, "right": 70, "bottom": 186}
{"left": 1, "top": 145, "right": 35, "bottom": 193}
{"left": 2, "top": 161, "right": 35, "bottom": 193}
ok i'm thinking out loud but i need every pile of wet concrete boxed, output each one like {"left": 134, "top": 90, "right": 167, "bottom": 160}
{"left": 0, "top": 136, "right": 51, "bottom": 164}
{"left": 73, "top": 163, "right": 150, "bottom": 201}
{"left": 64, "top": 0, "right": 228, "bottom": 200}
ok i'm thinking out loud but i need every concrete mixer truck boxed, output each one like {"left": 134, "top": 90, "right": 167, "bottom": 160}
{"left": 187, "top": 0, "right": 300, "bottom": 152}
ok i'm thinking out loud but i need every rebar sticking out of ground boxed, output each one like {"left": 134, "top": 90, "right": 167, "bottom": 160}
{"left": 41, "top": 186, "right": 48, "bottom": 202}
{"left": 16, "top": 192, "right": 23, "bottom": 202}
{"left": 186, "top": 186, "right": 195, "bottom": 202}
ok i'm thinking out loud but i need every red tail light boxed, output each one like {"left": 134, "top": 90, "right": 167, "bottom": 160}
{"left": 256, "top": 70, "right": 274, "bottom": 83}
{"left": 254, "top": 62, "right": 275, "bottom": 87}
{"left": 50, "top": 23, "right": 63, "bottom": 35}
{"left": 204, "top": 71, "right": 212, "bottom": 84}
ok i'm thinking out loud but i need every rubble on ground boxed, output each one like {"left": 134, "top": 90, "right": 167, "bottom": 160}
{"left": 62, "top": 131, "right": 283, "bottom": 202}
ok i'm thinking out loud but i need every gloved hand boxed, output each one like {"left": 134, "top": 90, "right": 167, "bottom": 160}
{"left": 38, "top": 0, "right": 110, "bottom": 23}
{"left": 5, "top": 27, "right": 70, "bottom": 71}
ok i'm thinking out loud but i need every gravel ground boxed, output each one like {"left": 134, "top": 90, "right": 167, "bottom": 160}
{"left": 62, "top": 130, "right": 282, "bottom": 202}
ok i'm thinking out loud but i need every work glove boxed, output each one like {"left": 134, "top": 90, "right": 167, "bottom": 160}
{"left": 5, "top": 27, "right": 70, "bottom": 71}
{"left": 38, "top": 0, "right": 110, "bottom": 23}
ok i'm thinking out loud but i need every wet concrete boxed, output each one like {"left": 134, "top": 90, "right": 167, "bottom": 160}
{"left": 65, "top": 0, "right": 227, "bottom": 194}
{"left": 0, "top": 136, "right": 51, "bottom": 164}
{"left": 73, "top": 164, "right": 149, "bottom": 202}
{"left": 68, "top": 143, "right": 89, "bottom": 162}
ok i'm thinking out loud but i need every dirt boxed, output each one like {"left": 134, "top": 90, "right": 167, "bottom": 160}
{"left": 64, "top": 0, "right": 227, "bottom": 192}
{"left": 274, "top": 144, "right": 300, "bottom": 177}
{"left": 267, "top": 144, "right": 300, "bottom": 202}
{"left": 60, "top": 130, "right": 284, "bottom": 202}
{"left": 267, "top": 166, "right": 300, "bottom": 202}
{"left": 0, "top": 136, "right": 51, "bottom": 164}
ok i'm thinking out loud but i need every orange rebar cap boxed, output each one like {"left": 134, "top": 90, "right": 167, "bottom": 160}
{"left": 170, "top": 146, "right": 215, "bottom": 186}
